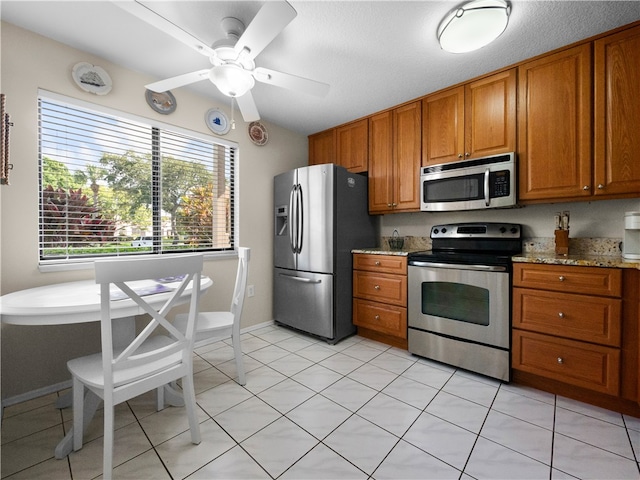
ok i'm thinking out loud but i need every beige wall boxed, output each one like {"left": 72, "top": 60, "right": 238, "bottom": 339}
{"left": 0, "top": 22, "right": 307, "bottom": 400}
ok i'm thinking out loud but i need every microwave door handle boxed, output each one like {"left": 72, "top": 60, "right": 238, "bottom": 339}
{"left": 484, "top": 168, "right": 490, "bottom": 206}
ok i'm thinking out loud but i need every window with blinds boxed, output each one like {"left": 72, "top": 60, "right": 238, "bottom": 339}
{"left": 38, "top": 93, "right": 236, "bottom": 264}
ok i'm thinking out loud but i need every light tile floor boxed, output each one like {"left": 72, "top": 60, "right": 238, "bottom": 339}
{"left": 2, "top": 324, "right": 640, "bottom": 479}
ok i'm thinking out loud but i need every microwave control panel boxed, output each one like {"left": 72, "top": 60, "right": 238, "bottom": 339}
{"left": 490, "top": 170, "right": 510, "bottom": 197}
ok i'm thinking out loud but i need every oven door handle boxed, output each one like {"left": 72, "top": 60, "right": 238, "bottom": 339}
{"left": 409, "top": 261, "right": 507, "bottom": 272}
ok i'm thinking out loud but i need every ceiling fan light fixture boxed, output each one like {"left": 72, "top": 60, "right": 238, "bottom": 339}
{"left": 209, "top": 64, "right": 255, "bottom": 97}
{"left": 437, "top": 0, "right": 510, "bottom": 54}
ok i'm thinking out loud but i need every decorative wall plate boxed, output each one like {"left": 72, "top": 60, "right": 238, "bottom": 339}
{"left": 72, "top": 62, "right": 112, "bottom": 95}
{"left": 248, "top": 121, "right": 268, "bottom": 146}
{"left": 145, "top": 89, "right": 177, "bottom": 115}
{"left": 204, "top": 108, "right": 230, "bottom": 135}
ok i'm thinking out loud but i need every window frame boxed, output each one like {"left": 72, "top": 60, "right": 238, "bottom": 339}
{"left": 37, "top": 90, "right": 239, "bottom": 272}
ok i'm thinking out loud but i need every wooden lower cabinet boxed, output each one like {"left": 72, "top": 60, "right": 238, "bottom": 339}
{"left": 352, "top": 253, "right": 407, "bottom": 348}
{"left": 512, "top": 330, "right": 620, "bottom": 396}
{"left": 512, "top": 263, "right": 640, "bottom": 416}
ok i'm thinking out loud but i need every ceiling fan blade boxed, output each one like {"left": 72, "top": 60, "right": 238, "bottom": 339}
{"left": 234, "top": 1, "right": 297, "bottom": 60}
{"left": 146, "top": 69, "right": 211, "bottom": 93}
{"left": 254, "top": 67, "right": 330, "bottom": 97}
{"left": 113, "top": 0, "right": 214, "bottom": 57}
{"left": 236, "top": 91, "right": 261, "bottom": 122}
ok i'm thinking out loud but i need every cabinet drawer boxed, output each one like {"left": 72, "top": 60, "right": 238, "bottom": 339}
{"left": 512, "top": 330, "right": 620, "bottom": 396}
{"left": 353, "top": 298, "right": 407, "bottom": 338}
{"left": 353, "top": 270, "right": 407, "bottom": 306}
{"left": 353, "top": 254, "right": 407, "bottom": 275}
{"left": 513, "top": 288, "right": 621, "bottom": 346}
{"left": 513, "top": 264, "right": 622, "bottom": 297}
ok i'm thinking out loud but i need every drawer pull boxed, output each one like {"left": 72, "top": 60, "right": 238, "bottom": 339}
{"left": 558, "top": 276, "right": 566, "bottom": 282}
{"left": 374, "top": 315, "right": 380, "bottom": 320}
{"left": 557, "top": 357, "right": 564, "bottom": 364}
{"left": 374, "top": 285, "right": 381, "bottom": 290}
{"left": 375, "top": 261, "right": 381, "bottom": 266}
{"left": 558, "top": 312, "right": 565, "bottom": 318}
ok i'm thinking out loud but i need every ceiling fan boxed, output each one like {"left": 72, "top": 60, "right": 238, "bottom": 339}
{"left": 115, "top": 0, "right": 330, "bottom": 122}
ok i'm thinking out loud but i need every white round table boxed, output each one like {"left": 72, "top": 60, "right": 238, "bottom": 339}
{"left": 0, "top": 276, "right": 212, "bottom": 458}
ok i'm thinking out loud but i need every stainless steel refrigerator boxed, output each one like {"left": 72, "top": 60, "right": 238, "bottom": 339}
{"left": 273, "top": 164, "right": 377, "bottom": 343}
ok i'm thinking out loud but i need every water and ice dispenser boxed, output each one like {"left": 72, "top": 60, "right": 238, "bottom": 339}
{"left": 275, "top": 205, "right": 288, "bottom": 237}
{"left": 623, "top": 211, "right": 640, "bottom": 260}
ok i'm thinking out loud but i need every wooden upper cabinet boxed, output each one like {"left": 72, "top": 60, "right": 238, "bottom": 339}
{"left": 368, "top": 101, "right": 421, "bottom": 214}
{"left": 393, "top": 101, "right": 422, "bottom": 212}
{"left": 594, "top": 24, "right": 640, "bottom": 197}
{"left": 336, "top": 118, "right": 368, "bottom": 173}
{"left": 465, "top": 69, "right": 516, "bottom": 159}
{"left": 368, "top": 111, "right": 394, "bottom": 213}
{"left": 422, "top": 86, "right": 464, "bottom": 165}
{"left": 422, "top": 69, "right": 516, "bottom": 166}
{"left": 517, "top": 44, "right": 593, "bottom": 202}
{"left": 308, "top": 129, "right": 336, "bottom": 166}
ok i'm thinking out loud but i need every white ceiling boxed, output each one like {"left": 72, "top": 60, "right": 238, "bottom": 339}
{"left": 2, "top": 1, "right": 640, "bottom": 136}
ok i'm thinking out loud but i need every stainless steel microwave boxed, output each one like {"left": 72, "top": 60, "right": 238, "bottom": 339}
{"left": 420, "top": 152, "right": 516, "bottom": 212}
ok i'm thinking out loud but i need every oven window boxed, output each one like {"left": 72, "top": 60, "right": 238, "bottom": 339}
{"left": 424, "top": 174, "right": 483, "bottom": 202}
{"left": 421, "top": 282, "right": 489, "bottom": 326}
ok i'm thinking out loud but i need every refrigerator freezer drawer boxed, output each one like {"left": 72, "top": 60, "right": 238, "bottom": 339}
{"left": 273, "top": 268, "right": 334, "bottom": 340}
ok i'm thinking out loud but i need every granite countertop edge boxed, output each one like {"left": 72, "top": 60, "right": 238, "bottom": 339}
{"left": 352, "top": 248, "right": 640, "bottom": 269}
{"left": 352, "top": 247, "right": 421, "bottom": 256}
{"left": 512, "top": 252, "right": 640, "bottom": 269}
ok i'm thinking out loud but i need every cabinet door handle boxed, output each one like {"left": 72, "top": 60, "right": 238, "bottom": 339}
{"left": 374, "top": 285, "right": 381, "bottom": 290}
{"left": 558, "top": 312, "right": 565, "bottom": 318}
{"left": 458, "top": 153, "right": 463, "bottom": 159}
{"left": 375, "top": 261, "right": 381, "bottom": 266}
{"left": 583, "top": 185, "right": 590, "bottom": 191}
{"left": 557, "top": 357, "right": 564, "bottom": 364}
{"left": 597, "top": 184, "right": 605, "bottom": 189}
{"left": 558, "top": 276, "right": 565, "bottom": 282}
{"left": 374, "top": 315, "right": 380, "bottom": 320}
{"left": 465, "top": 152, "right": 470, "bottom": 157}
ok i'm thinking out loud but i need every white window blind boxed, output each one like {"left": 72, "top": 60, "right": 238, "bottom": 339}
{"left": 38, "top": 93, "right": 236, "bottom": 264}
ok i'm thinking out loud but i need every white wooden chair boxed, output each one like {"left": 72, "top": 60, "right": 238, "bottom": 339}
{"left": 67, "top": 254, "right": 203, "bottom": 479}
{"left": 174, "top": 247, "right": 250, "bottom": 385}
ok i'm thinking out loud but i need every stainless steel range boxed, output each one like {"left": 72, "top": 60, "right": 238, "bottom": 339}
{"left": 408, "top": 222, "right": 522, "bottom": 381}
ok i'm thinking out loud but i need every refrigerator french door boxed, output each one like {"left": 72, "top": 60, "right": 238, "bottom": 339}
{"left": 273, "top": 164, "right": 376, "bottom": 343}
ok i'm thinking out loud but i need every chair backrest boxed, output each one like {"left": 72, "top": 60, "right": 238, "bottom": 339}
{"left": 230, "top": 247, "right": 250, "bottom": 319}
{"left": 94, "top": 254, "right": 203, "bottom": 390}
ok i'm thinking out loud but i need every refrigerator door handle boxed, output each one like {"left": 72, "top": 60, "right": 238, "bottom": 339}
{"left": 296, "top": 183, "right": 303, "bottom": 254}
{"left": 288, "top": 185, "right": 297, "bottom": 254}
{"left": 277, "top": 273, "right": 322, "bottom": 284}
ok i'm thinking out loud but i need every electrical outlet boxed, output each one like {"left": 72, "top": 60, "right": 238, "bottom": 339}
{"left": 247, "top": 285, "right": 255, "bottom": 297}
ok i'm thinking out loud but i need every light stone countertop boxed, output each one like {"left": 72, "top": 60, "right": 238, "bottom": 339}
{"left": 512, "top": 252, "right": 640, "bottom": 269}
{"left": 353, "top": 236, "right": 640, "bottom": 269}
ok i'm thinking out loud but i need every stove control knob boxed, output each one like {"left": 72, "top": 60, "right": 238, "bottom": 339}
{"left": 441, "top": 228, "right": 447, "bottom": 234}
{"left": 510, "top": 227, "right": 518, "bottom": 234}
{"left": 433, "top": 228, "right": 439, "bottom": 235}
{"left": 499, "top": 226, "right": 507, "bottom": 233}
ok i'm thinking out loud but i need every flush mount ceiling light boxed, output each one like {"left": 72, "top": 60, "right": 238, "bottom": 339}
{"left": 437, "top": 0, "right": 511, "bottom": 54}
{"left": 208, "top": 64, "right": 256, "bottom": 98}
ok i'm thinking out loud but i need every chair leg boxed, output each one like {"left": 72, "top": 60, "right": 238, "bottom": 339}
{"left": 156, "top": 386, "right": 165, "bottom": 411}
{"left": 103, "top": 401, "right": 115, "bottom": 480}
{"left": 72, "top": 377, "right": 85, "bottom": 451}
{"left": 232, "top": 332, "right": 246, "bottom": 386}
{"left": 181, "top": 372, "right": 201, "bottom": 445}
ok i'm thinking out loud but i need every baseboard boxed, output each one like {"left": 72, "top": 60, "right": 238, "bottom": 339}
{"left": 2, "top": 379, "right": 72, "bottom": 410}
